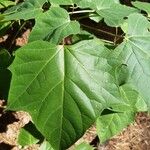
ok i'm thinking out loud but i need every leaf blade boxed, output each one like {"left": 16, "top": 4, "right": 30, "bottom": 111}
{"left": 8, "top": 39, "right": 129, "bottom": 149}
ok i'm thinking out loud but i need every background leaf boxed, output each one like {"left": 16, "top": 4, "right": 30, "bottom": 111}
{"left": 0, "top": 49, "right": 12, "bottom": 99}
{"left": 29, "top": 7, "right": 80, "bottom": 44}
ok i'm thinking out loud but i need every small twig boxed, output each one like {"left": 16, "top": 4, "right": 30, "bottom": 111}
{"left": 115, "top": 32, "right": 125, "bottom": 44}
{"left": 80, "top": 23, "right": 123, "bottom": 38}
{"left": 69, "top": 10, "right": 95, "bottom": 14}
{"left": 114, "top": 27, "right": 118, "bottom": 45}
{"left": 74, "top": 14, "right": 98, "bottom": 20}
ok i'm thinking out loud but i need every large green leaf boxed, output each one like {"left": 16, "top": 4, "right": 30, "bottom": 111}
{"left": 3, "top": 0, "right": 46, "bottom": 20}
{"left": 78, "top": 0, "right": 137, "bottom": 26}
{"left": 96, "top": 111, "right": 135, "bottom": 143}
{"left": 29, "top": 7, "right": 80, "bottom": 44}
{"left": 8, "top": 39, "right": 127, "bottom": 149}
{"left": 112, "top": 13, "right": 150, "bottom": 110}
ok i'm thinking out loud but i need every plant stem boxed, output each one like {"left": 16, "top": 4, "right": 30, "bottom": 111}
{"left": 74, "top": 14, "right": 98, "bottom": 20}
{"left": 69, "top": 10, "right": 95, "bottom": 14}
{"left": 80, "top": 23, "right": 123, "bottom": 38}
{"left": 114, "top": 27, "right": 118, "bottom": 45}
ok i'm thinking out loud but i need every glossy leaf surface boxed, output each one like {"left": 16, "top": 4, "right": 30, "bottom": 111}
{"left": 8, "top": 39, "right": 128, "bottom": 149}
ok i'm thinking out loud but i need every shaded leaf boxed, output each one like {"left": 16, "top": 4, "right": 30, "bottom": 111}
{"left": 0, "top": 69, "right": 11, "bottom": 99}
{"left": 0, "top": 49, "right": 11, "bottom": 69}
{"left": 115, "top": 64, "right": 129, "bottom": 86}
{"left": 0, "top": 49, "right": 12, "bottom": 99}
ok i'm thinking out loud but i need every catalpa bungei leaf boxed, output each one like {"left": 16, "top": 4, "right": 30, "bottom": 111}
{"left": 8, "top": 39, "right": 130, "bottom": 149}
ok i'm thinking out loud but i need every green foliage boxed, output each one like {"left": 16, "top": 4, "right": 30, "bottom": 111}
{"left": 0, "top": 0, "right": 150, "bottom": 149}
